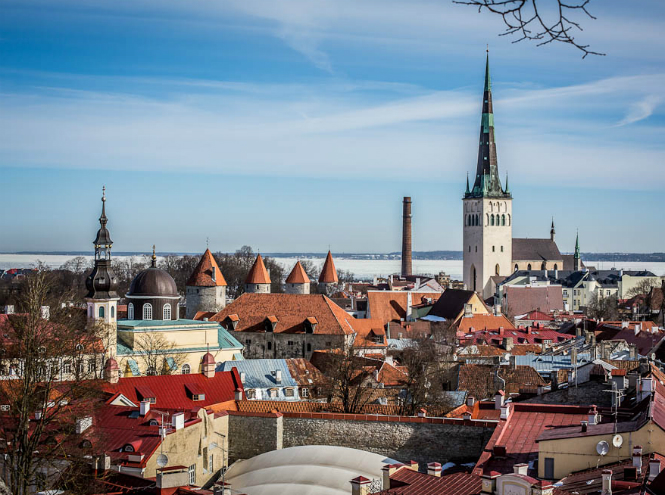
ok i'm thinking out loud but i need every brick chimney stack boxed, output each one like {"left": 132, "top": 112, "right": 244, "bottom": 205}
{"left": 401, "top": 197, "right": 412, "bottom": 277}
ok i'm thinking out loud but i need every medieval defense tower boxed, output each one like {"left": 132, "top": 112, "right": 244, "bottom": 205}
{"left": 463, "top": 54, "right": 513, "bottom": 299}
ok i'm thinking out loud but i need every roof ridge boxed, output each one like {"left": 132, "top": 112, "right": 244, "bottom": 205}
{"left": 323, "top": 295, "right": 354, "bottom": 335}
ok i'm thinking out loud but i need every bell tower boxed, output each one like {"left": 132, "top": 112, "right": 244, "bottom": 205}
{"left": 85, "top": 187, "right": 119, "bottom": 356}
{"left": 463, "top": 53, "right": 513, "bottom": 299}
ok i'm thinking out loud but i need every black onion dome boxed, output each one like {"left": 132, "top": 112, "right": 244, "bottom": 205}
{"left": 85, "top": 263, "right": 119, "bottom": 299}
{"left": 127, "top": 267, "right": 178, "bottom": 298}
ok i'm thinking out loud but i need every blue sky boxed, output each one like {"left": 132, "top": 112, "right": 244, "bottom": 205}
{"left": 1, "top": 0, "right": 664, "bottom": 254}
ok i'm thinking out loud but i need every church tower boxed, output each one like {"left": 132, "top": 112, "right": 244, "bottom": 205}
{"left": 85, "top": 187, "right": 119, "bottom": 356}
{"left": 463, "top": 54, "right": 513, "bottom": 299}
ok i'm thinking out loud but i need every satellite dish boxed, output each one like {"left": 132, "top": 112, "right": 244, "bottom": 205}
{"left": 612, "top": 434, "right": 623, "bottom": 448}
{"left": 596, "top": 441, "right": 610, "bottom": 456}
{"left": 156, "top": 453, "right": 169, "bottom": 468}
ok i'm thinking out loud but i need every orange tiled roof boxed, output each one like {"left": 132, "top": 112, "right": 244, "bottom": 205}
{"left": 377, "top": 362, "right": 408, "bottom": 387}
{"left": 285, "top": 358, "right": 328, "bottom": 387}
{"left": 245, "top": 254, "right": 271, "bottom": 284}
{"left": 318, "top": 251, "right": 338, "bottom": 283}
{"left": 457, "top": 314, "right": 515, "bottom": 333}
{"left": 210, "top": 293, "right": 357, "bottom": 335}
{"left": 367, "top": 291, "right": 442, "bottom": 325}
{"left": 352, "top": 319, "right": 388, "bottom": 348}
{"left": 187, "top": 249, "right": 227, "bottom": 287}
{"left": 286, "top": 261, "right": 310, "bottom": 284}
{"left": 458, "top": 364, "right": 546, "bottom": 400}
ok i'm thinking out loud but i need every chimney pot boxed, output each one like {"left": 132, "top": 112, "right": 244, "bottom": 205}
{"left": 140, "top": 400, "right": 150, "bottom": 416}
{"left": 427, "top": 462, "right": 442, "bottom": 477}
{"left": 601, "top": 469, "right": 612, "bottom": 495}
{"left": 633, "top": 446, "right": 643, "bottom": 470}
{"left": 275, "top": 369, "right": 282, "bottom": 383}
{"left": 649, "top": 459, "right": 662, "bottom": 481}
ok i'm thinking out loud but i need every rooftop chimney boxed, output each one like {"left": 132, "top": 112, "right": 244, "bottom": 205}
{"left": 172, "top": 412, "right": 184, "bottom": 430}
{"left": 140, "top": 400, "right": 150, "bottom": 416}
{"left": 275, "top": 369, "right": 282, "bottom": 383}
{"left": 494, "top": 391, "right": 505, "bottom": 410}
{"left": 633, "top": 445, "right": 643, "bottom": 471}
{"left": 157, "top": 466, "right": 189, "bottom": 489}
{"left": 427, "top": 462, "right": 442, "bottom": 477}
{"left": 350, "top": 476, "right": 372, "bottom": 495}
{"left": 601, "top": 469, "right": 612, "bottom": 495}
{"left": 649, "top": 459, "right": 662, "bottom": 481}
{"left": 401, "top": 197, "right": 412, "bottom": 277}
{"left": 588, "top": 405, "right": 599, "bottom": 425}
{"left": 513, "top": 464, "right": 528, "bottom": 476}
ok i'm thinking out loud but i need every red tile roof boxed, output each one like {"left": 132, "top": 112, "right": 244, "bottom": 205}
{"left": 245, "top": 254, "right": 271, "bottom": 284}
{"left": 211, "top": 293, "right": 357, "bottom": 335}
{"left": 186, "top": 249, "right": 227, "bottom": 287}
{"left": 457, "top": 314, "right": 515, "bottom": 333}
{"left": 374, "top": 467, "right": 482, "bottom": 495}
{"left": 103, "top": 369, "right": 243, "bottom": 410}
{"left": 377, "top": 362, "right": 408, "bottom": 387}
{"left": 285, "top": 358, "right": 328, "bottom": 388}
{"left": 520, "top": 310, "right": 555, "bottom": 321}
{"left": 458, "top": 364, "right": 546, "bottom": 400}
{"left": 367, "top": 291, "right": 442, "bottom": 325}
{"left": 319, "top": 251, "right": 338, "bottom": 283}
{"left": 504, "top": 285, "right": 564, "bottom": 315}
{"left": 460, "top": 326, "right": 573, "bottom": 346}
{"left": 594, "top": 322, "right": 664, "bottom": 356}
{"left": 352, "top": 319, "right": 388, "bottom": 348}
{"left": 285, "top": 261, "right": 310, "bottom": 284}
{"left": 474, "top": 403, "right": 590, "bottom": 476}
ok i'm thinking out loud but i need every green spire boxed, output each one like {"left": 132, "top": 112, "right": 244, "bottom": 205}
{"left": 484, "top": 51, "right": 491, "bottom": 92}
{"left": 574, "top": 230, "right": 580, "bottom": 258}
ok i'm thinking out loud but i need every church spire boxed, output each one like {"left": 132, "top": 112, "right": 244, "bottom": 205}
{"left": 466, "top": 52, "right": 508, "bottom": 199}
{"left": 550, "top": 218, "right": 555, "bottom": 241}
{"left": 574, "top": 230, "right": 582, "bottom": 271}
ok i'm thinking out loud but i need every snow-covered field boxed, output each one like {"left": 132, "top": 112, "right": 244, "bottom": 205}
{"left": 2, "top": 254, "right": 664, "bottom": 280}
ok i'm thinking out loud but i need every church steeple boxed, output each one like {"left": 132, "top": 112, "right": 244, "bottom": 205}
{"left": 466, "top": 52, "right": 509, "bottom": 199}
{"left": 86, "top": 187, "right": 119, "bottom": 300}
{"left": 574, "top": 231, "right": 581, "bottom": 271}
{"left": 550, "top": 218, "right": 555, "bottom": 241}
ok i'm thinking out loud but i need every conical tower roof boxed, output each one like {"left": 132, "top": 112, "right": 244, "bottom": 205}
{"left": 245, "top": 254, "right": 271, "bottom": 284}
{"left": 187, "top": 249, "right": 227, "bottom": 287}
{"left": 318, "top": 251, "right": 338, "bottom": 283}
{"left": 286, "top": 261, "right": 310, "bottom": 284}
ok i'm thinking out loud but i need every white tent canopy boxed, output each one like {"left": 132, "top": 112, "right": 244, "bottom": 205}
{"left": 224, "top": 445, "right": 398, "bottom": 495}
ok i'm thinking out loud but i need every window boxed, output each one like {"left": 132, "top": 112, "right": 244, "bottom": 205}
{"left": 128, "top": 303, "right": 134, "bottom": 320}
{"left": 495, "top": 264, "right": 500, "bottom": 275}
{"left": 182, "top": 364, "right": 191, "bottom": 375}
{"left": 209, "top": 454, "right": 214, "bottom": 472}
{"left": 492, "top": 246, "right": 495, "bottom": 252}
{"left": 287, "top": 341, "right": 294, "bottom": 346}
{"left": 149, "top": 419, "right": 159, "bottom": 426}
{"left": 553, "top": 264, "right": 558, "bottom": 270}
{"left": 491, "top": 214, "right": 495, "bottom": 226}
{"left": 501, "top": 246, "right": 504, "bottom": 252}
{"left": 468, "top": 246, "right": 471, "bottom": 252}
{"left": 563, "top": 290, "right": 568, "bottom": 296}
{"left": 163, "top": 303, "right": 172, "bottom": 320}
{"left": 111, "top": 306, "right": 115, "bottom": 318}
{"left": 124, "top": 444, "right": 135, "bottom": 452}
{"left": 188, "top": 464, "right": 196, "bottom": 484}
{"left": 541, "top": 262, "right": 546, "bottom": 270}
{"left": 475, "top": 246, "right": 478, "bottom": 253}
{"left": 143, "top": 303, "right": 153, "bottom": 320}
{"left": 544, "top": 458, "right": 554, "bottom": 479}
{"left": 267, "top": 342, "right": 272, "bottom": 350}
{"left": 302, "top": 388, "right": 309, "bottom": 398}
{"left": 245, "top": 339, "right": 251, "bottom": 345}
{"left": 501, "top": 214, "right": 506, "bottom": 226}
{"left": 246, "top": 389, "right": 256, "bottom": 399}
{"left": 269, "top": 389, "right": 278, "bottom": 398}
{"left": 98, "top": 306, "right": 105, "bottom": 318}
{"left": 527, "top": 264, "right": 532, "bottom": 270}
{"left": 63, "top": 361, "right": 72, "bottom": 374}
{"left": 514, "top": 264, "right": 518, "bottom": 272}
{"left": 88, "top": 360, "right": 97, "bottom": 373}
{"left": 285, "top": 388, "right": 295, "bottom": 397}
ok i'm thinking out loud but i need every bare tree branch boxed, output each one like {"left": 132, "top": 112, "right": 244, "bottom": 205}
{"left": 454, "top": 0, "right": 605, "bottom": 58}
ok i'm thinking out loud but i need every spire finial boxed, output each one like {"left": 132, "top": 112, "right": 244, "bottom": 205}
{"left": 206, "top": 237, "right": 209, "bottom": 249}
{"left": 102, "top": 186, "right": 106, "bottom": 202}
{"left": 486, "top": 44, "right": 489, "bottom": 54}
{"left": 151, "top": 245, "right": 157, "bottom": 267}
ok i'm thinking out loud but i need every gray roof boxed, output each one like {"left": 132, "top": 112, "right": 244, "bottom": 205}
{"left": 218, "top": 359, "right": 298, "bottom": 389}
{"left": 513, "top": 352, "right": 592, "bottom": 372}
{"left": 512, "top": 238, "right": 562, "bottom": 262}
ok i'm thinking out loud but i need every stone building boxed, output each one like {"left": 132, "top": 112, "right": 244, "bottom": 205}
{"left": 462, "top": 55, "right": 566, "bottom": 298}
{"left": 245, "top": 254, "right": 271, "bottom": 294}
{"left": 185, "top": 248, "right": 227, "bottom": 319}
{"left": 208, "top": 293, "right": 357, "bottom": 359}
{"left": 285, "top": 260, "right": 310, "bottom": 294}
{"left": 318, "top": 251, "right": 339, "bottom": 296}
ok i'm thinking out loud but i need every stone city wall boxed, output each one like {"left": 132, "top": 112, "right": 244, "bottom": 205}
{"left": 227, "top": 410, "right": 496, "bottom": 466}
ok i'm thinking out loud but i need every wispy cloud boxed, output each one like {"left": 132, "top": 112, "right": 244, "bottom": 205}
{"left": 616, "top": 95, "right": 663, "bottom": 126}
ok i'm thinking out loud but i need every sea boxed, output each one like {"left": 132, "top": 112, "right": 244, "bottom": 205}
{"left": 1, "top": 253, "right": 664, "bottom": 281}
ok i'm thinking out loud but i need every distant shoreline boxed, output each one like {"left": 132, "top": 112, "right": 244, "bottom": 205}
{"left": 2, "top": 251, "right": 665, "bottom": 262}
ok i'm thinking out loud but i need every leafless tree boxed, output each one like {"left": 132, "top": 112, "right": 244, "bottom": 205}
{"left": 455, "top": 0, "right": 604, "bottom": 58}
{"left": 0, "top": 271, "right": 106, "bottom": 495}
{"left": 319, "top": 348, "right": 375, "bottom": 413}
{"left": 133, "top": 332, "right": 187, "bottom": 376}
{"left": 626, "top": 279, "right": 660, "bottom": 299}
{"left": 586, "top": 291, "right": 619, "bottom": 320}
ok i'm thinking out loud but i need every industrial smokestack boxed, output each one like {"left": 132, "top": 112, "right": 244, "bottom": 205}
{"left": 402, "top": 197, "right": 412, "bottom": 277}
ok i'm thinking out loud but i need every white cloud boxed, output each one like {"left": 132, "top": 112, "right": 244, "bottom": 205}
{"left": 616, "top": 95, "right": 663, "bottom": 126}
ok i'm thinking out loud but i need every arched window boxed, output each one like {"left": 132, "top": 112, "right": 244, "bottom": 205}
{"left": 514, "top": 264, "right": 519, "bottom": 272}
{"left": 163, "top": 303, "right": 172, "bottom": 321}
{"left": 527, "top": 264, "right": 532, "bottom": 270}
{"left": 143, "top": 303, "right": 153, "bottom": 321}
{"left": 502, "top": 214, "right": 506, "bottom": 226}
{"left": 554, "top": 264, "right": 558, "bottom": 270}
{"left": 98, "top": 306, "right": 104, "bottom": 318}
{"left": 495, "top": 264, "right": 500, "bottom": 275}
{"left": 182, "top": 364, "right": 190, "bottom": 375}
{"left": 541, "top": 262, "right": 547, "bottom": 270}
{"left": 123, "top": 445, "right": 134, "bottom": 452}
{"left": 111, "top": 306, "right": 115, "bottom": 319}
{"left": 472, "top": 265, "right": 477, "bottom": 292}
{"left": 486, "top": 214, "right": 489, "bottom": 226}
{"left": 508, "top": 214, "right": 511, "bottom": 226}
{"left": 128, "top": 303, "right": 134, "bottom": 320}
{"left": 475, "top": 214, "right": 479, "bottom": 226}
{"left": 491, "top": 215, "right": 495, "bottom": 226}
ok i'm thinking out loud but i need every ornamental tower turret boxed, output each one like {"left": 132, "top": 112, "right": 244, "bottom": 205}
{"left": 85, "top": 187, "right": 119, "bottom": 355}
{"left": 574, "top": 231, "right": 581, "bottom": 271}
{"left": 462, "top": 53, "right": 513, "bottom": 298}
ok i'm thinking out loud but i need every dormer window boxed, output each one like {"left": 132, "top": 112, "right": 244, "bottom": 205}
{"left": 123, "top": 444, "right": 135, "bottom": 452}
{"left": 149, "top": 419, "right": 159, "bottom": 426}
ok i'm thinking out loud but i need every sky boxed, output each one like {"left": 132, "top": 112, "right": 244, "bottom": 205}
{"left": 1, "top": 0, "right": 664, "bottom": 254}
